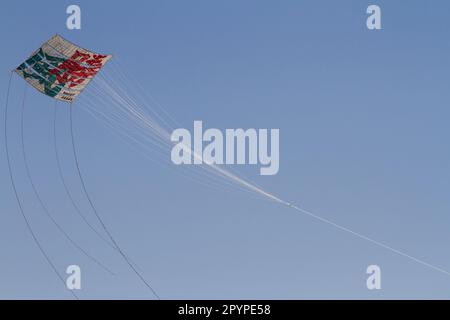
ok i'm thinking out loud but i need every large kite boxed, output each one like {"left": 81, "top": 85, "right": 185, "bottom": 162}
{"left": 15, "top": 34, "right": 111, "bottom": 102}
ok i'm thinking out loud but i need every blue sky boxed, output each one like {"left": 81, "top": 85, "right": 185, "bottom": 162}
{"left": 1, "top": 0, "right": 450, "bottom": 299}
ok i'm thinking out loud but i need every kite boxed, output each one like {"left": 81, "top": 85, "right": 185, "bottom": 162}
{"left": 15, "top": 34, "right": 111, "bottom": 102}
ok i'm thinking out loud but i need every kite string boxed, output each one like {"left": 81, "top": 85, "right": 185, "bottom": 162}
{"left": 19, "top": 85, "right": 114, "bottom": 275}
{"left": 106, "top": 59, "right": 265, "bottom": 188}
{"left": 109, "top": 59, "right": 180, "bottom": 130}
{"left": 96, "top": 65, "right": 450, "bottom": 279}
{"left": 87, "top": 77, "right": 262, "bottom": 196}
{"left": 56, "top": 102, "right": 146, "bottom": 274}
{"left": 78, "top": 98, "right": 265, "bottom": 200}
{"left": 69, "top": 104, "right": 160, "bottom": 299}
{"left": 53, "top": 103, "right": 120, "bottom": 251}
{"left": 289, "top": 204, "right": 450, "bottom": 277}
{"left": 4, "top": 71, "right": 78, "bottom": 299}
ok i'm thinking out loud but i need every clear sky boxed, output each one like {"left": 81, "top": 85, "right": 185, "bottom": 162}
{"left": 1, "top": 0, "right": 450, "bottom": 299}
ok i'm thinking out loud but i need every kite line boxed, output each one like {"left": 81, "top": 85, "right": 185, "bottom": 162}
{"left": 19, "top": 84, "right": 114, "bottom": 275}
{"left": 69, "top": 104, "right": 161, "bottom": 299}
{"left": 4, "top": 72, "right": 78, "bottom": 299}
{"left": 53, "top": 102, "right": 119, "bottom": 251}
{"left": 84, "top": 62, "right": 450, "bottom": 279}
